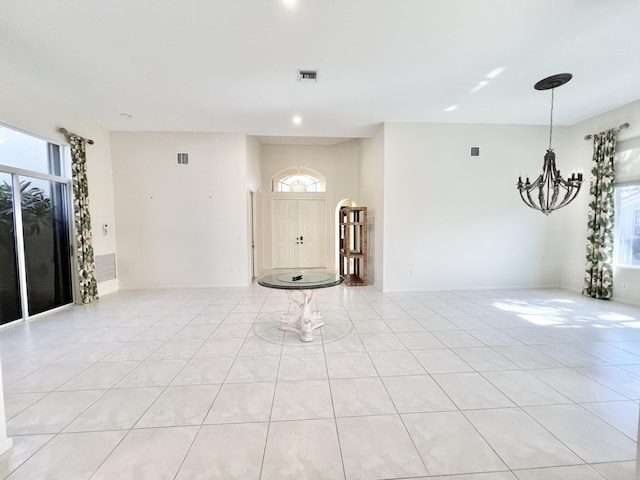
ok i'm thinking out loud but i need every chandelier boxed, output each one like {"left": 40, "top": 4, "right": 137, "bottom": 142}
{"left": 517, "top": 73, "right": 583, "bottom": 215}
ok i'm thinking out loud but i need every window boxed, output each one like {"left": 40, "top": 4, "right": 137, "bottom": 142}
{"left": 0, "top": 125, "right": 65, "bottom": 176}
{"left": 615, "top": 185, "right": 640, "bottom": 266}
{"left": 614, "top": 136, "right": 640, "bottom": 267}
{"left": 272, "top": 167, "right": 326, "bottom": 193}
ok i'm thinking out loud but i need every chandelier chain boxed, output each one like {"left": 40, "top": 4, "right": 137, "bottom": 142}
{"left": 549, "top": 88, "right": 554, "bottom": 150}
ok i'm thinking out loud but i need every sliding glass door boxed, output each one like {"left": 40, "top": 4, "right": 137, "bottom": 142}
{"left": 0, "top": 172, "right": 22, "bottom": 324}
{"left": 0, "top": 126, "right": 74, "bottom": 324}
{"left": 21, "top": 176, "right": 73, "bottom": 315}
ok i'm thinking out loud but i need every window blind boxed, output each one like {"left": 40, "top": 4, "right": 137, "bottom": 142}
{"left": 615, "top": 136, "right": 640, "bottom": 185}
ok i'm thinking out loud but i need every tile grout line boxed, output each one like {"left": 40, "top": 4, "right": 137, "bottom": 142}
{"left": 320, "top": 292, "right": 352, "bottom": 480}
{"left": 256, "top": 288, "right": 286, "bottom": 480}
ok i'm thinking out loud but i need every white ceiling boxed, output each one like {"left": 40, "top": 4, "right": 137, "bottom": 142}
{"left": 2, "top": 0, "right": 640, "bottom": 141}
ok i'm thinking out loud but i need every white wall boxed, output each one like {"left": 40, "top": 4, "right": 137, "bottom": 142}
{"left": 261, "top": 140, "right": 360, "bottom": 270}
{"left": 561, "top": 100, "right": 640, "bottom": 306}
{"left": 110, "top": 132, "right": 251, "bottom": 288}
{"left": 359, "top": 125, "right": 385, "bottom": 289}
{"left": 382, "top": 122, "right": 566, "bottom": 292}
{"left": 0, "top": 76, "right": 118, "bottom": 295}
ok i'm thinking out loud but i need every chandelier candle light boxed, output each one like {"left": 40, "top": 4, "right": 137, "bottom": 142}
{"left": 517, "top": 73, "right": 583, "bottom": 215}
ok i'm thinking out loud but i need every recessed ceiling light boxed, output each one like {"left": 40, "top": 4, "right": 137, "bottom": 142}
{"left": 292, "top": 115, "right": 302, "bottom": 125}
{"left": 444, "top": 105, "right": 458, "bottom": 112}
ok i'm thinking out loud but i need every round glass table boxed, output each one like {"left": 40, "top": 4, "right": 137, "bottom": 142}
{"left": 258, "top": 271, "right": 344, "bottom": 342}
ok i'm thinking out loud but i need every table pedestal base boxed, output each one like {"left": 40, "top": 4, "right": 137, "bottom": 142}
{"left": 280, "top": 290, "right": 324, "bottom": 342}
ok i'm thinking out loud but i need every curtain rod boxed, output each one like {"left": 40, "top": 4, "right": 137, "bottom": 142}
{"left": 58, "top": 127, "right": 95, "bottom": 145}
{"left": 583, "top": 122, "right": 630, "bottom": 141}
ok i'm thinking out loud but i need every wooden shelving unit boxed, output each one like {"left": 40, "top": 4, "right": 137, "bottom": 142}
{"left": 338, "top": 206, "right": 367, "bottom": 286}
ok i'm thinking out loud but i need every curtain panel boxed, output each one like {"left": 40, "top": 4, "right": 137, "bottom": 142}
{"left": 582, "top": 129, "right": 616, "bottom": 300}
{"left": 69, "top": 134, "right": 99, "bottom": 303}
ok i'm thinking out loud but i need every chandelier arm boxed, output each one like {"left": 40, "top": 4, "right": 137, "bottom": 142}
{"left": 555, "top": 183, "right": 582, "bottom": 210}
{"left": 538, "top": 182, "right": 547, "bottom": 211}
{"left": 556, "top": 177, "right": 580, "bottom": 188}
{"left": 547, "top": 181, "right": 560, "bottom": 210}
{"left": 525, "top": 185, "right": 541, "bottom": 211}
{"left": 520, "top": 190, "right": 542, "bottom": 212}
{"left": 554, "top": 175, "right": 583, "bottom": 209}
{"left": 518, "top": 190, "right": 531, "bottom": 208}
{"left": 543, "top": 153, "right": 556, "bottom": 211}
{"left": 550, "top": 190, "right": 578, "bottom": 212}
{"left": 528, "top": 174, "right": 544, "bottom": 189}
{"left": 520, "top": 174, "right": 545, "bottom": 211}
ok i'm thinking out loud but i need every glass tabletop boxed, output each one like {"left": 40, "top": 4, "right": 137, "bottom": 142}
{"left": 258, "top": 270, "right": 344, "bottom": 290}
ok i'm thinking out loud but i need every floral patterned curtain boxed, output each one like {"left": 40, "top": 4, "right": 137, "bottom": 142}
{"left": 582, "top": 129, "right": 616, "bottom": 299}
{"left": 68, "top": 134, "right": 99, "bottom": 303}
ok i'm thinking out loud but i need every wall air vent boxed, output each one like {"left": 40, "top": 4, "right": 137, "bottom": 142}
{"left": 297, "top": 69, "right": 318, "bottom": 82}
{"left": 95, "top": 253, "right": 117, "bottom": 282}
{"left": 470, "top": 146, "right": 480, "bottom": 157}
{"left": 177, "top": 152, "right": 189, "bottom": 165}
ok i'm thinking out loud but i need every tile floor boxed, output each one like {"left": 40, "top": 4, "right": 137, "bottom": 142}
{"left": 0, "top": 285, "right": 638, "bottom": 479}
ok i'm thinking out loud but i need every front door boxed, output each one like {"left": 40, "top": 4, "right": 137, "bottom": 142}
{"left": 272, "top": 199, "right": 326, "bottom": 269}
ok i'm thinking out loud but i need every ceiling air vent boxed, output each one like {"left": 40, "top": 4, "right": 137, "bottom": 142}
{"left": 297, "top": 69, "right": 318, "bottom": 82}
{"left": 177, "top": 152, "right": 189, "bottom": 165}
{"left": 470, "top": 146, "right": 480, "bottom": 157}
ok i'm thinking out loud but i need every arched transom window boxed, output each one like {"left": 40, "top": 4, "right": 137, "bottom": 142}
{"left": 272, "top": 167, "right": 326, "bottom": 192}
